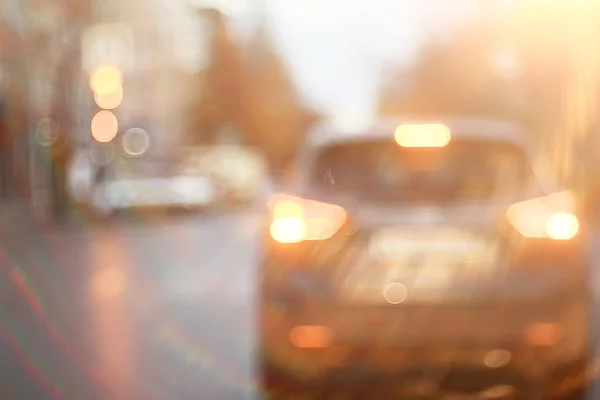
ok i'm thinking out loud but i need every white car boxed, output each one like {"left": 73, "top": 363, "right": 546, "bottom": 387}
{"left": 90, "top": 154, "right": 217, "bottom": 217}
{"left": 192, "top": 145, "right": 270, "bottom": 205}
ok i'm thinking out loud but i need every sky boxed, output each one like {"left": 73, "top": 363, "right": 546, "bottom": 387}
{"left": 257, "top": 0, "right": 481, "bottom": 128}
{"left": 164, "top": 0, "right": 481, "bottom": 128}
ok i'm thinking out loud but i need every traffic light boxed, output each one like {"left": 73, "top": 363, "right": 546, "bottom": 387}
{"left": 89, "top": 64, "right": 123, "bottom": 143}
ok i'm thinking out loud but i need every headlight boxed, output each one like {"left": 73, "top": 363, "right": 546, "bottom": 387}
{"left": 507, "top": 191, "right": 579, "bottom": 240}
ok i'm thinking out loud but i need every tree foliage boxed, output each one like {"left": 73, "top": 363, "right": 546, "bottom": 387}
{"left": 188, "top": 12, "right": 317, "bottom": 168}
{"left": 241, "top": 26, "right": 307, "bottom": 168}
{"left": 379, "top": 23, "right": 523, "bottom": 121}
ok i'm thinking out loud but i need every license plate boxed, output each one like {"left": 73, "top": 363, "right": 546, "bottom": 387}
{"left": 337, "top": 228, "right": 498, "bottom": 304}
{"left": 370, "top": 228, "right": 491, "bottom": 262}
{"left": 338, "top": 262, "right": 456, "bottom": 304}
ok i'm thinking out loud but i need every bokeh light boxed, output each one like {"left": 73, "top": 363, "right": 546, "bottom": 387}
{"left": 35, "top": 118, "right": 60, "bottom": 146}
{"left": 524, "top": 323, "right": 563, "bottom": 347}
{"left": 270, "top": 197, "right": 308, "bottom": 243}
{"left": 546, "top": 212, "right": 579, "bottom": 240}
{"left": 90, "top": 64, "right": 123, "bottom": 95}
{"left": 92, "top": 267, "right": 126, "bottom": 299}
{"left": 273, "top": 199, "right": 304, "bottom": 219}
{"left": 289, "top": 325, "right": 334, "bottom": 349}
{"left": 480, "top": 386, "right": 515, "bottom": 399}
{"left": 270, "top": 217, "right": 306, "bottom": 244}
{"left": 95, "top": 86, "right": 123, "bottom": 110}
{"left": 121, "top": 127, "right": 150, "bottom": 157}
{"left": 483, "top": 349, "right": 512, "bottom": 368}
{"left": 383, "top": 282, "right": 408, "bottom": 304}
{"left": 91, "top": 110, "right": 119, "bottom": 143}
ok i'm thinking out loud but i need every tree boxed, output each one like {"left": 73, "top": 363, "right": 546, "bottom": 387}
{"left": 0, "top": 21, "right": 31, "bottom": 198}
{"left": 378, "top": 22, "right": 522, "bottom": 121}
{"left": 183, "top": 8, "right": 247, "bottom": 146}
{"left": 208, "top": 10, "right": 246, "bottom": 130}
{"left": 186, "top": 10, "right": 320, "bottom": 168}
{"left": 241, "top": 25, "right": 310, "bottom": 168}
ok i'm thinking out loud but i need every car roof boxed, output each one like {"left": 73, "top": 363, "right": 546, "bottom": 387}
{"left": 306, "top": 117, "right": 530, "bottom": 150}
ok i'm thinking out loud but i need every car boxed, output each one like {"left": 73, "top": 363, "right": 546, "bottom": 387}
{"left": 195, "top": 144, "right": 270, "bottom": 209}
{"left": 88, "top": 149, "right": 218, "bottom": 218}
{"left": 257, "top": 118, "right": 598, "bottom": 399}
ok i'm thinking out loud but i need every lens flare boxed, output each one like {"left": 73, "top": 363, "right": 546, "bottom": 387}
{"left": 92, "top": 267, "right": 126, "bottom": 299}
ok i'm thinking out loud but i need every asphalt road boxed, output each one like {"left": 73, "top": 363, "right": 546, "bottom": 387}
{"left": 0, "top": 208, "right": 597, "bottom": 400}
{"left": 0, "top": 210, "right": 262, "bottom": 400}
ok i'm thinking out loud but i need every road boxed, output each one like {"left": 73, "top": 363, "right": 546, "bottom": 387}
{"left": 0, "top": 210, "right": 263, "bottom": 400}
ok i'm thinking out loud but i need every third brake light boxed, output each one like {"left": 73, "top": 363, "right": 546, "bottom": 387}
{"left": 394, "top": 123, "right": 451, "bottom": 148}
{"left": 269, "top": 194, "right": 347, "bottom": 244}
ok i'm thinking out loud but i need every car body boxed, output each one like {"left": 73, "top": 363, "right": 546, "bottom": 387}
{"left": 89, "top": 150, "right": 217, "bottom": 217}
{"left": 258, "top": 118, "right": 596, "bottom": 399}
{"left": 185, "top": 144, "right": 271, "bottom": 208}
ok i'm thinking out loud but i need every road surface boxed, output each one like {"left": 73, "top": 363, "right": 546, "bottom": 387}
{"left": 0, "top": 210, "right": 262, "bottom": 400}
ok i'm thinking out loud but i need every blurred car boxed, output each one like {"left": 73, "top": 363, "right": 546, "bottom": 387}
{"left": 89, "top": 150, "right": 217, "bottom": 217}
{"left": 186, "top": 144, "right": 270, "bottom": 208}
{"left": 258, "top": 118, "right": 596, "bottom": 399}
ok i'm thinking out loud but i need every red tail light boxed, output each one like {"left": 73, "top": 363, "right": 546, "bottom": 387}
{"left": 268, "top": 194, "right": 347, "bottom": 244}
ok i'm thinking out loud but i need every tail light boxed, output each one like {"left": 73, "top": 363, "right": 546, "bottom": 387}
{"left": 506, "top": 190, "right": 580, "bottom": 240}
{"left": 524, "top": 323, "right": 563, "bottom": 347}
{"left": 289, "top": 325, "right": 334, "bottom": 349}
{"left": 268, "top": 194, "right": 347, "bottom": 244}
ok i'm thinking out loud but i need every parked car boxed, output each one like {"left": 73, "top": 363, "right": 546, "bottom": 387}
{"left": 190, "top": 144, "right": 270, "bottom": 209}
{"left": 89, "top": 150, "right": 217, "bottom": 217}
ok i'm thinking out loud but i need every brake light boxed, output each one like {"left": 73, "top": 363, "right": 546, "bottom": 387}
{"left": 268, "top": 194, "right": 347, "bottom": 244}
{"left": 289, "top": 325, "right": 334, "bottom": 349}
{"left": 524, "top": 323, "right": 563, "bottom": 347}
{"left": 546, "top": 212, "right": 579, "bottom": 240}
{"left": 506, "top": 190, "right": 579, "bottom": 240}
{"left": 394, "top": 123, "right": 451, "bottom": 148}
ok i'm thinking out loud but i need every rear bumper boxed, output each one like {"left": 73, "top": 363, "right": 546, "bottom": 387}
{"left": 259, "top": 227, "right": 594, "bottom": 397}
{"left": 259, "top": 290, "right": 592, "bottom": 398}
{"left": 261, "top": 355, "right": 596, "bottom": 399}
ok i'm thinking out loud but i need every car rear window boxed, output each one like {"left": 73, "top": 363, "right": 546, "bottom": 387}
{"left": 311, "top": 138, "right": 530, "bottom": 205}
